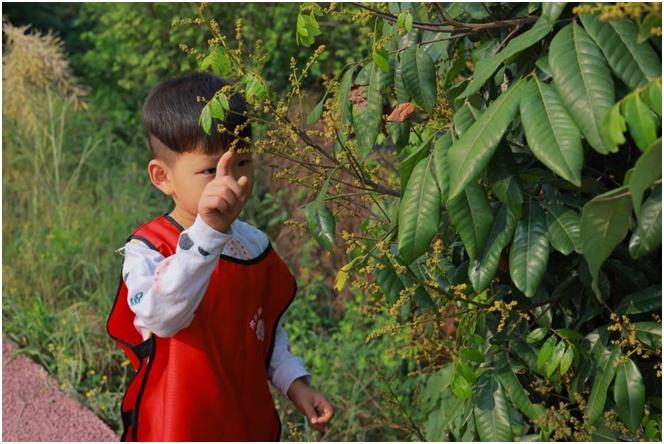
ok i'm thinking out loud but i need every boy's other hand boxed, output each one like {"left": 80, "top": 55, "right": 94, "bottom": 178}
{"left": 198, "top": 151, "right": 248, "bottom": 233}
{"left": 287, "top": 378, "right": 334, "bottom": 432}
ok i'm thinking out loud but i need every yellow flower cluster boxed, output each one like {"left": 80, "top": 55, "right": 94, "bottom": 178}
{"left": 365, "top": 323, "right": 403, "bottom": 343}
{"left": 608, "top": 313, "right": 661, "bottom": 363}
{"left": 573, "top": 2, "right": 661, "bottom": 27}
{"left": 488, "top": 299, "right": 518, "bottom": 332}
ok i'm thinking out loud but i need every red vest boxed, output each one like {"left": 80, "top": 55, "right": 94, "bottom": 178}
{"left": 107, "top": 215, "right": 296, "bottom": 441}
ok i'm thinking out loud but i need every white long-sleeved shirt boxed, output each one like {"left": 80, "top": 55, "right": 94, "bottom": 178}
{"left": 119, "top": 214, "right": 310, "bottom": 396}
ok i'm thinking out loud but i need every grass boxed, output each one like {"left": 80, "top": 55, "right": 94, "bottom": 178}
{"left": 2, "top": 92, "right": 169, "bottom": 431}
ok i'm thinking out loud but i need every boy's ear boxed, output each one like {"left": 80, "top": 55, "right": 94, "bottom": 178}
{"left": 148, "top": 159, "right": 174, "bottom": 196}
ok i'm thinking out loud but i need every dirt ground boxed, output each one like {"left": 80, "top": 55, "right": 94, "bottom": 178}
{"left": 2, "top": 341, "right": 119, "bottom": 442}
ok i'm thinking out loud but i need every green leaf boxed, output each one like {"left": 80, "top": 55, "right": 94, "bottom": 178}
{"left": 456, "top": 360, "right": 477, "bottom": 383}
{"left": 208, "top": 97, "right": 226, "bottom": 121}
{"left": 305, "top": 201, "right": 335, "bottom": 251}
{"left": 627, "top": 138, "right": 661, "bottom": 218}
{"left": 398, "top": 156, "right": 441, "bottom": 263}
{"left": 217, "top": 93, "right": 229, "bottom": 111}
{"left": 580, "top": 12, "right": 662, "bottom": 90}
{"left": 448, "top": 79, "right": 527, "bottom": 200}
{"left": 404, "top": 10, "right": 413, "bottom": 32}
{"left": 426, "top": 397, "right": 467, "bottom": 441}
{"left": 546, "top": 341, "right": 567, "bottom": 378}
{"left": 512, "top": 340, "right": 541, "bottom": 375}
{"left": 304, "top": 167, "right": 337, "bottom": 252}
{"left": 473, "top": 375, "right": 513, "bottom": 442}
{"left": 559, "top": 346, "right": 574, "bottom": 375}
{"left": 374, "top": 262, "right": 404, "bottom": 306}
{"left": 460, "top": 17, "right": 554, "bottom": 99}
{"left": 586, "top": 346, "right": 621, "bottom": 426}
{"left": 453, "top": 100, "right": 482, "bottom": 137}
{"left": 630, "top": 184, "right": 662, "bottom": 258}
{"left": 537, "top": 335, "right": 557, "bottom": 371}
{"left": 468, "top": 203, "right": 517, "bottom": 293}
{"left": 459, "top": 347, "right": 485, "bottom": 364}
{"left": 541, "top": 3, "right": 567, "bottom": 25}
{"left": 550, "top": 23, "right": 615, "bottom": 154}
{"left": 616, "top": 285, "right": 662, "bottom": 315}
{"left": 334, "top": 256, "right": 364, "bottom": 292}
{"left": 580, "top": 187, "right": 633, "bottom": 297}
{"left": 601, "top": 103, "right": 627, "bottom": 152}
{"left": 521, "top": 78, "right": 583, "bottom": 186}
{"left": 451, "top": 372, "right": 473, "bottom": 400}
{"left": 243, "top": 73, "right": 266, "bottom": 104}
{"left": 631, "top": 322, "right": 662, "bottom": 348}
{"left": 536, "top": 54, "right": 552, "bottom": 77}
{"left": 335, "top": 67, "right": 355, "bottom": 138}
{"left": 450, "top": 354, "right": 475, "bottom": 403}
{"left": 387, "top": 120, "right": 411, "bottom": 153}
{"left": 557, "top": 328, "right": 584, "bottom": 343}
{"left": 307, "top": 94, "right": 325, "bottom": 125}
{"left": 400, "top": 132, "right": 435, "bottom": 191}
{"left": 375, "top": 257, "right": 430, "bottom": 307}
{"left": 614, "top": 358, "right": 646, "bottom": 434}
{"left": 432, "top": 134, "right": 452, "bottom": 204}
{"left": 623, "top": 94, "right": 658, "bottom": 152}
{"left": 526, "top": 327, "right": 547, "bottom": 344}
{"left": 199, "top": 104, "right": 212, "bottom": 135}
{"left": 296, "top": 9, "right": 322, "bottom": 47}
{"left": 546, "top": 204, "right": 581, "bottom": 255}
{"left": 495, "top": 356, "right": 546, "bottom": 420}
{"left": 400, "top": 46, "right": 437, "bottom": 114}
{"left": 201, "top": 48, "right": 232, "bottom": 76}
{"left": 637, "top": 12, "right": 661, "bottom": 43}
{"left": 642, "top": 78, "right": 662, "bottom": 116}
{"left": 352, "top": 63, "right": 384, "bottom": 161}
{"left": 486, "top": 143, "right": 523, "bottom": 218}
{"left": 373, "top": 48, "right": 390, "bottom": 73}
{"left": 397, "top": 10, "right": 407, "bottom": 28}
{"left": 447, "top": 181, "right": 493, "bottom": 261}
{"left": 509, "top": 203, "right": 550, "bottom": 297}
{"left": 394, "top": 41, "right": 410, "bottom": 103}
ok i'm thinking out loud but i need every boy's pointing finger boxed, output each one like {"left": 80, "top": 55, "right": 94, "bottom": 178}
{"left": 215, "top": 150, "right": 233, "bottom": 178}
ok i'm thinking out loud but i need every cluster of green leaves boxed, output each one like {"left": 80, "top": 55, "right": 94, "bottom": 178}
{"left": 296, "top": 2, "right": 323, "bottom": 47}
{"left": 276, "top": 2, "right": 662, "bottom": 441}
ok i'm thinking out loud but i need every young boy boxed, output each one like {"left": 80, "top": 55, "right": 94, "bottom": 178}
{"left": 107, "top": 72, "right": 333, "bottom": 441}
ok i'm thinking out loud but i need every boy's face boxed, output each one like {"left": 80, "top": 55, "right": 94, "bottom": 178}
{"left": 164, "top": 148, "right": 254, "bottom": 228}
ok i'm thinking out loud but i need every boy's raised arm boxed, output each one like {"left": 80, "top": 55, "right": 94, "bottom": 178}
{"left": 122, "top": 217, "right": 232, "bottom": 337}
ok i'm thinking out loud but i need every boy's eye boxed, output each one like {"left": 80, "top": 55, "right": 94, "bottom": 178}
{"left": 238, "top": 159, "right": 252, "bottom": 167}
{"left": 202, "top": 168, "right": 216, "bottom": 175}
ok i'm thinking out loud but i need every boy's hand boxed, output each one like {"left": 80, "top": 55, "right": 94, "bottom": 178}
{"left": 287, "top": 378, "right": 334, "bottom": 432}
{"left": 198, "top": 151, "right": 248, "bottom": 233}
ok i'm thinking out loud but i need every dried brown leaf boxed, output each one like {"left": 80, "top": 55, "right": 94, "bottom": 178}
{"left": 386, "top": 102, "right": 415, "bottom": 122}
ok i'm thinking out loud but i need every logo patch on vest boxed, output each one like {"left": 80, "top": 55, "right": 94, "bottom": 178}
{"left": 249, "top": 307, "right": 265, "bottom": 342}
{"left": 129, "top": 292, "right": 143, "bottom": 306}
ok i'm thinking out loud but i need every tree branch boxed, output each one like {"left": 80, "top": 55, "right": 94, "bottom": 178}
{"left": 352, "top": 2, "right": 539, "bottom": 34}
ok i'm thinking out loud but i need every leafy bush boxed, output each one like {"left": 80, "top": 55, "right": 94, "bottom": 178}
{"left": 187, "top": 2, "right": 662, "bottom": 441}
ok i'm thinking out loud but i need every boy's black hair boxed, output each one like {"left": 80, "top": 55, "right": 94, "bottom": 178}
{"left": 142, "top": 72, "right": 251, "bottom": 162}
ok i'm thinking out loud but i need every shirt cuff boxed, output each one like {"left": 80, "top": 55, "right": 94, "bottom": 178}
{"left": 182, "top": 215, "right": 234, "bottom": 256}
{"left": 271, "top": 357, "right": 312, "bottom": 397}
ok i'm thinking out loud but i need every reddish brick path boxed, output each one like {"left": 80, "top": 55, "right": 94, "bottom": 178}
{"left": 2, "top": 341, "right": 119, "bottom": 442}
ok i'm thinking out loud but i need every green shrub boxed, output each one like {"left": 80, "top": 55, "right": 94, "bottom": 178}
{"left": 184, "top": 2, "right": 662, "bottom": 441}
